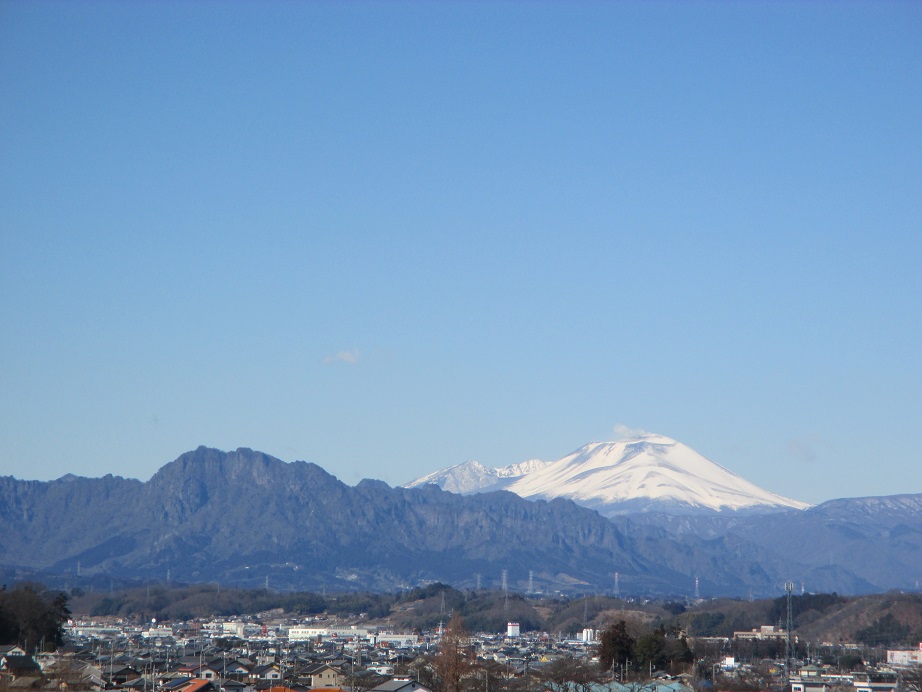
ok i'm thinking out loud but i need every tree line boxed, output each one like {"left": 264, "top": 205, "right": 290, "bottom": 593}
{"left": 0, "top": 583, "right": 71, "bottom": 652}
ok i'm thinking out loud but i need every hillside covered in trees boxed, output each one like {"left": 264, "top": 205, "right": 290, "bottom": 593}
{"left": 64, "top": 582, "right": 922, "bottom": 648}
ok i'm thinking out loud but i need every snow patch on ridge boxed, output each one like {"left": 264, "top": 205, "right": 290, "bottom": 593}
{"left": 404, "top": 458, "right": 551, "bottom": 494}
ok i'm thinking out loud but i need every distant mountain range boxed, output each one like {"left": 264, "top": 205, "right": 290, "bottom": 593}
{"left": 404, "top": 433, "right": 809, "bottom": 515}
{"left": 0, "top": 446, "right": 919, "bottom": 597}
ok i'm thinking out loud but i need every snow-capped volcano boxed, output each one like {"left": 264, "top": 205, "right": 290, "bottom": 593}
{"left": 404, "top": 433, "right": 810, "bottom": 516}
{"left": 404, "top": 458, "right": 549, "bottom": 494}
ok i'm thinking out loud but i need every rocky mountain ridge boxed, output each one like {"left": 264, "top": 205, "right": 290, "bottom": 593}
{"left": 0, "top": 446, "right": 919, "bottom": 596}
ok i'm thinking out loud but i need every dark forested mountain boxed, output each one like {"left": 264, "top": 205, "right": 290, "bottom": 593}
{"left": 0, "top": 447, "right": 918, "bottom": 597}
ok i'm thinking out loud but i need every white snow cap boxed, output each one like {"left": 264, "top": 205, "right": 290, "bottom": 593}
{"left": 404, "top": 432, "right": 810, "bottom": 516}
{"left": 507, "top": 433, "right": 810, "bottom": 513}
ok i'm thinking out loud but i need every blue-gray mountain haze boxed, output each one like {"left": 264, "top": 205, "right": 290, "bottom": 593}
{"left": 0, "top": 447, "right": 918, "bottom": 596}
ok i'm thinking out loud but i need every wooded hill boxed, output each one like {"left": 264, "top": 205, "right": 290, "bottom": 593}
{"left": 66, "top": 582, "right": 922, "bottom": 648}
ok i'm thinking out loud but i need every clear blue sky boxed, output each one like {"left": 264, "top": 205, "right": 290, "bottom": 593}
{"left": 1, "top": 1, "right": 920, "bottom": 505}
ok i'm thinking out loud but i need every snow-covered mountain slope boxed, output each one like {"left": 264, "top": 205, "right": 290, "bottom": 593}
{"left": 404, "top": 458, "right": 549, "bottom": 494}
{"left": 405, "top": 433, "right": 810, "bottom": 516}
{"left": 508, "top": 434, "right": 810, "bottom": 515}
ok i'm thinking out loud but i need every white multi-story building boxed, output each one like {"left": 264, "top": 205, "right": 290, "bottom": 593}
{"left": 222, "top": 622, "right": 245, "bottom": 638}
{"left": 142, "top": 626, "right": 174, "bottom": 639}
{"left": 852, "top": 670, "right": 899, "bottom": 692}
{"left": 374, "top": 633, "right": 418, "bottom": 647}
{"left": 887, "top": 643, "right": 922, "bottom": 666}
{"left": 68, "top": 623, "right": 122, "bottom": 639}
{"left": 328, "top": 626, "right": 372, "bottom": 639}
{"left": 288, "top": 626, "right": 328, "bottom": 642}
{"left": 733, "top": 625, "right": 790, "bottom": 641}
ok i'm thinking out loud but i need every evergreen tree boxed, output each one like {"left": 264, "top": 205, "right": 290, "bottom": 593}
{"left": 0, "top": 583, "right": 71, "bottom": 651}
{"left": 598, "top": 620, "right": 635, "bottom": 675}
{"left": 632, "top": 631, "right": 667, "bottom": 671}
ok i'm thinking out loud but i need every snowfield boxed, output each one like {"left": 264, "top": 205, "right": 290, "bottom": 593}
{"left": 404, "top": 432, "right": 810, "bottom": 516}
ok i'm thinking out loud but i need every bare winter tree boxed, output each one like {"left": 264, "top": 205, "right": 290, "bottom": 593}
{"left": 900, "top": 667, "right": 922, "bottom": 692}
{"left": 433, "top": 613, "right": 473, "bottom": 692}
{"left": 539, "top": 656, "right": 603, "bottom": 692}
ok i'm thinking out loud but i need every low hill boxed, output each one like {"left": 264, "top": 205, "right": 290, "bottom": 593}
{"left": 65, "top": 583, "right": 922, "bottom": 648}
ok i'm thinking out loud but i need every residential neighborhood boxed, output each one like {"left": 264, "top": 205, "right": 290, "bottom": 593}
{"left": 2, "top": 611, "right": 920, "bottom": 692}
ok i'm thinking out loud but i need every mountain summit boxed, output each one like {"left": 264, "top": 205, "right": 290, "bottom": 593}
{"left": 405, "top": 433, "right": 810, "bottom": 516}
{"left": 404, "top": 458, "right": 550, "bottom": 494}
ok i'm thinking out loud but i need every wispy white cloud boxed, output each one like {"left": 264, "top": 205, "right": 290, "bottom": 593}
{"left": 613, "top": 423, "right": 648, "bottom": 439}
{"left": 787, "top": 434, "right": 823, "bottom": 463}
{"left": 323, "top": 349, "right": 360, "bottom": 365}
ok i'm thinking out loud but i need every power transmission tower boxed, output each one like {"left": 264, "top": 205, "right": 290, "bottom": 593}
{"left": 528, "top": 570, "right": 534, "bottom": 594}
{"left": 438, "top": 591, "right": 446, "bottom": 636}
{"left": 502, "top": 569, "right": 509, "bottom": 612}
{"left": 785, "top": 581, "right": 795, "bottom": 684}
